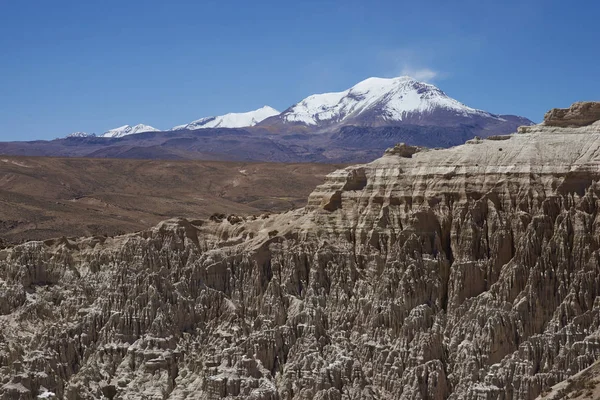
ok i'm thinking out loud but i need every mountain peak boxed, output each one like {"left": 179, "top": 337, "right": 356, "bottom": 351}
{"left": 171, "top": 106, "right": 280, "bottom": 131}
{"left": 101, "top": 124, "right": 159, "bottom": 138}
{"left": 352, "top": 75, "right": 415, "bottom": 87}
{"left": 268, "top": 75, "right": 486, "bottom": 128}
{"left": 258, "top": 105, "right": 279, "bottom": 112}
{"left": 60, "top": 76, "right": 530, "bottom": 145}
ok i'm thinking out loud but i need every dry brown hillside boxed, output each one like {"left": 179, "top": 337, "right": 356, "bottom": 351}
{"left": 0, "top": 156, "right": 341, "bottom": 244}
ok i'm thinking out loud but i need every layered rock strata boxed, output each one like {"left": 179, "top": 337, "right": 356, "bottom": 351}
{"left": 2, "top": 106, "right": 600, "bottom": 399}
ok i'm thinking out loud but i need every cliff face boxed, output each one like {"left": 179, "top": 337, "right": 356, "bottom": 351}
{"left": 543, "top": 102, "right": 600, "bottom": 128}
{"left": 2, "top": 112, "right": 600, "bottom": 399}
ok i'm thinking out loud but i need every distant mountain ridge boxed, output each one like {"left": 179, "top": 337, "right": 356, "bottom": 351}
{"left": 66, "top": 132, "right": 96, "bottom": 138}
{"left": 101, "top": 124, "right": 159, "bottom": 138}
{"left": 62, "top": 75, "right": 532, "bottom": 138}
{"left": 171, "top": 106, "right": 279, "bottom": 131}
{"left": 68, "top": 107, "right": 281, "bottom": 139}
{"left": 6, "top": 76, "right": 534, "bottom": 163}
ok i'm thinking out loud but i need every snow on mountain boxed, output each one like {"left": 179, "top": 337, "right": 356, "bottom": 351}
{"left": 276, "top": 76, "right": 496, "bottom": 126}
{"left": 172, "top": 106, "right": 279, "bottom": 130}
{"left": 61, "top": 76, "right": 530, "bottom": 141}
{"left": 101, "top": 124, "right": 159, "bottom": 138}
{"left": 67, "top": 132, "right": 96, "bottom": 138}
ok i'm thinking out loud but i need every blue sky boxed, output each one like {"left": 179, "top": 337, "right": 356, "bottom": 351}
{"left": 0, "top": 0, "right": 598, "bottom": 140}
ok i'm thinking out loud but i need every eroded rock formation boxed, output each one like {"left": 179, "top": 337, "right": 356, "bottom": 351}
{"left": 2, "top": 107, "right": 600, "bottom": 399}
{"left": 543, "top": 101, "right": 600, "bottom": 127}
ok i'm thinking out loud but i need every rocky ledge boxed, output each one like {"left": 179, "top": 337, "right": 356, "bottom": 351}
{"left": 543, "top": 101, "right": 600, "bottom": 127}
{"left": 2, "top": 104, "right": 600, "bottom": 399}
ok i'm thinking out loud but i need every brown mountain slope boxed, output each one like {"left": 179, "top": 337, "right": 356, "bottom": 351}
{"left": 0, "top": 156, "right": 341, "bottom": 244}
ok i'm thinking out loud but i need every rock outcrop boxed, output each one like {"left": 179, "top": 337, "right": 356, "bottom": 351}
{"left": 383, "top": 143, "right": 426, "bottom": 158}
{"left": 536, "top": 360, "right": 600, "bottom": 399}
{"left": 543, "top": 101, "right": 600, "bottom": 127}
{"left": 2, "top": 111, "right": 600, "bottom": 399}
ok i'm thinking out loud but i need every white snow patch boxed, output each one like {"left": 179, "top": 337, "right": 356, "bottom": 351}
{"left": 66, "top": 132, "right": 95, "bottom": 138}
{"left": 172, "top": 106, "right": 279, "bottom": 130}
{"left": 101, "top": 124, "right": 159, "bottom": 138}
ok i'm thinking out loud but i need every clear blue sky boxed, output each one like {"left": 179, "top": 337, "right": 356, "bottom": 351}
{"left": 1, "top": 0, "right": 598, "bottom": 141}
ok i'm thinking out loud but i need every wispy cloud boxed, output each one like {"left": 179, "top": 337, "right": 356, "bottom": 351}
{"left": 375, "top": 47, "right": 444, "bottom": 83}
{"left": 399, "top": 66, "right": 439, "bottom": 82}
{"left": 377, "top": 33, "right": 486, "bottom": 83}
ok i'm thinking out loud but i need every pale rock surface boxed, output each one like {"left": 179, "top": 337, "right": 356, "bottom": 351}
{"left": 543, "top": 102, "right": 600, "bottom": 127}
{"left": 535, "top": 360, "right": 600, "bottom": 399}
{"left": 2, "top": 105, "right": 600, "bottom": 399}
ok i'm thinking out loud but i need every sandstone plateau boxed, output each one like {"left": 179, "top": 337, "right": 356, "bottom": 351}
{"left": 2, "top": 103, "right": 600, "bottom": 399}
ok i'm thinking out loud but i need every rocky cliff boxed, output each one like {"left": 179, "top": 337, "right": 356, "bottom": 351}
{"left": 2, "top": 104, "right": 600, "bottom": 399}
{"left": 543, "top": 102, "right": 600, "bottom": 128}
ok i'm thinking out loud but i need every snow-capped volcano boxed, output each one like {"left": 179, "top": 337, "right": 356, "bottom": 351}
{"left": 55, "top": 76, "right": 532, "bottom": 159}
{"left": 260, "top": 76, "right": 510, "bottom": 131}
{"left": 101, "top": 124, "right": 159, "bottom": 138}
{"left": 172, "top": 106, "right": 279, "bottom": 131}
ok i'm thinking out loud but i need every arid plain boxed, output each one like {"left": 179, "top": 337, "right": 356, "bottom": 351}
{"left": 0, "top": 156, "right": 341, "bottom": 244}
